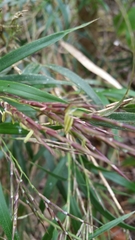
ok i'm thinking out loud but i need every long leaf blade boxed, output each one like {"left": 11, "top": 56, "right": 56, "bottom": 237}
{"left": 0, "top": 80, "right": 66, "bottom": 102}
{"left": 89, "top": 211, "right": 135, "bottom": 239}
{"left": 0, "top": 74, "right": 72, "bottom": 85}
{"left": 46, "top": 64, "right": 103, "bottom": 105}
{"left": 0, "top": 123, "right": 28, "bottom": 134}
{"left": 0, "top": 184, "right": 12, "bottom": 239}
{"left": 0, "top": 21, "right": 97, "bottom": 72}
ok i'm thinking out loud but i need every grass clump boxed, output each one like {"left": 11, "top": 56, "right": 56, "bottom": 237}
{"left": 0, "top": 1, "right": 135, "bottom": 239}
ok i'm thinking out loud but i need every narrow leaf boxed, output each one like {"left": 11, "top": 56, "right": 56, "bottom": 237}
{"left": 0, "top": 123, "right": 28, "bottom": 134}
{"left": 0, "top": 80, "right": 66, "bottom": 102}
{"left": 46, "top": 64, "right": 103, "bottom": 105}
{"left": 0, "top": 74, "right": 72, "bottom": 85}
{"left": 0, "top": 21, "right": 97, "bottom": 72}
{"left": 76, "top": 169, "right": 135, "bottom": 231}
{"left": 0, "top": 184, "right": 12, "bottom": 239}
{"left": 90, "top": 188, "right": 135, "bottom": 231}
{"left": 89, "top": 211, "right": 135, "bottom": 239}
{"left": 30, "top": 162, "right": 67, "bottom": 181}
{"left": 42, "top": 157, "right": 66, "bottom": 199}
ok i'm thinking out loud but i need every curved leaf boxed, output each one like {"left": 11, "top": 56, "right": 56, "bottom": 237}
{"left": 0, "top": 80, "right": 66, "bottom": 102}
{"left": 89, "top": 211, "right": 135, "bottom": 239}
{"left": 46, "top": 64, "right": 103, "bottom": 106}
{"left": 0, "top": 21, "right": 97, "bottom": 72}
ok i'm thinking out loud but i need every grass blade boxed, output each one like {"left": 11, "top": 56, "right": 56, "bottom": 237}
{"left": 0, "top": 74, "right": 72, "bottom": 86}
{"left": 90, "top": 188, "right": 135, "bottom": 231}
{"left": 46, "top": 64, "right": 103, "bottom": 105}
{"left": 0, "top": 80, "right": 66, "bottom": 102}
{"left": 0, "top": 21, "right": 97, "bottom": 72}
{"left": 0, "top": 184, "right": 19, "bottom": 239}
{"left": 89, "top": 211, "right": 135, "bottom": 239}
{"left": 0, "top": 123, "right": 28, "bottom": 134}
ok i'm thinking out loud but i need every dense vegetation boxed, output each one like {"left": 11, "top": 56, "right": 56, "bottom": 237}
{"left": 0, "top": 0, "right": 135, "bottom": 239}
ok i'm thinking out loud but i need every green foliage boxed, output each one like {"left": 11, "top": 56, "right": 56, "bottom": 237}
{"left": 0, "top": 1, "right": 135, "bottom": 239}
{"left": 0, "top": 184, "right": 13, "bottom": 240}
{"left": 113, "top": 1, "right": 135, "bottom": 54}
{"left": 114, "top": 6, "right": 135, "bottom": 46}
{"left": 46, "top": 64, "right": 103, "bottom": 105}
{"left": 89, "top": 211, "right": 135, "bottom": 239}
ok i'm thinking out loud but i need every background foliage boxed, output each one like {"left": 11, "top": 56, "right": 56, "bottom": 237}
{"left": 0, "top": 0, "right": 135, "bottom": 239}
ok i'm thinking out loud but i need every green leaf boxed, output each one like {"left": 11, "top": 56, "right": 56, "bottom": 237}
{"left": 90, "top": 112, "right": 135, "bottom": 129}
{"left": 42, "top": 225, "right": 54, "bottom": 240}
{"left": 89, "top": 119, "right": 122, "bottom": 130}
{"left": 89, "top": 164, "right": 135, "bottom": 192}
{"left": 0, "top": 74, "right": 73, "bottom": 86}
{"left": 122, "top": 157, "right": 135, "bottom": 167}
{"left": 90, "top": 188, "right": 135, "bottom": 231}
{"left": 46, "top": 64, "right": 103, "bottom": 105}
{"left": 0, "top": 80, "right": 66, "bottom": 103}
{"left": 114, "top": 7, "right": 135, "bottom": 34}
{"left": 22, "top": 63, "right": 41, "bottom": 74}
{"left": 52, "top": 229, "right": 59, "bottom": 240}
{"left": 0, "top": 123, "right": 28, "bottom": 135}
{"left": 89, "top": 211, "right": 135, "bottom": 239}
{"left": 76, "top": 168, "right": 135, "bottom": 231}
{"left": 0, "top": 21, "right": 97, "bottom": 72}
{"left": 42, "top": 157, "right": 67, "bottom": 199}
{"left": 102, "top": 171, "right": 135, "bottom": 192}
{"left": 0, "top": 183, "right": 19, "bottom": 240}
{"left": 30, "top": 161, "right": 67, "bottom": 181}
{"left": 102, "top": 88, "right": 135, "bottom": 101}
{"left": 1, "top": 99, "right": 36, "bottom": 117}
{"left": 123, "top": 104, "right": 135, "bottom": 113}
{"left": 39, "top": 156, "right": 67, "bottom": 212}
{"left": 70, "top": 196, "right": 82, "bottom": 233}
{"left": 108, "top": 112, "right": 135, "bottom": 125}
